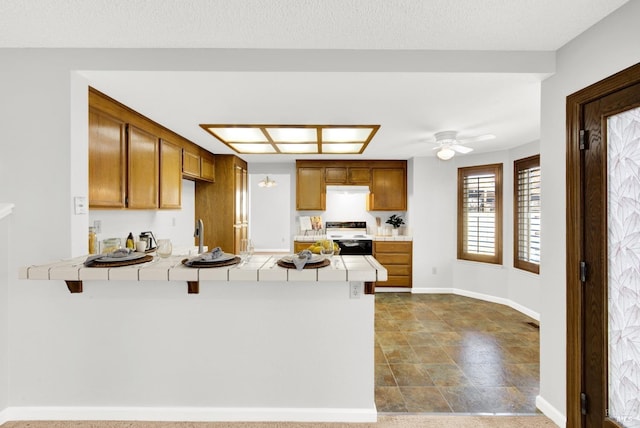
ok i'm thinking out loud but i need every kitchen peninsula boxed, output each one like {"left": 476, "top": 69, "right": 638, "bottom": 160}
{"left": 18, "top": 255, "right": 386, "bottom": 422}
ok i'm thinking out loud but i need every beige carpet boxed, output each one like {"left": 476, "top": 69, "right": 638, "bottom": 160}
{"left": 0, "top": 415, "right": 558, "bottom": 428}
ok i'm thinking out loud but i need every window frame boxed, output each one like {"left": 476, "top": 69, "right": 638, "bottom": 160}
{"left": 457, "top": 163, "right": 503, "bottom": 265}
{"left": 513, "top": 155, "right": 541, "bottom": 274}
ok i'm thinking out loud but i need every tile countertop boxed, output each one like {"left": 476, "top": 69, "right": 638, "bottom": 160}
{"left": 19, "top": 254, "right": 387, "bottom": 284}
{"left": 293, "top": 235, "right": 412, "bottom": 242}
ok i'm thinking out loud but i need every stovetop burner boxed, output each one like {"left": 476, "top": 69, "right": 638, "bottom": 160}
{"left": 325, "top": 221, "right": 371, "bottom": 240}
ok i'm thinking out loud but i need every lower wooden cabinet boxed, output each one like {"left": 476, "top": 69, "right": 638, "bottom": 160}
{"left": 374, "top": 241, "right": 413, "bottom": 288}
{"left": 293, "top": 241, "right": 312, "bottom": 253}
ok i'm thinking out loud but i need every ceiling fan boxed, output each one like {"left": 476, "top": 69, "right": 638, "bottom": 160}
{"left": 430, "top": 130, "right": 495, "bottom": 160}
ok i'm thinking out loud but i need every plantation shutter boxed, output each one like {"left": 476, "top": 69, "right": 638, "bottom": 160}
{"left": 457, "top": 164, "right": 503, "bottom": 265}
{"left": 514, "top": 156, "right": 541, "bottom": 273}
{"left": 463, "top": 174, "right": 497, "bottom": 255}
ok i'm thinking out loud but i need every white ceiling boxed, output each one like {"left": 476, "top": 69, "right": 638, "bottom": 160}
{"left": 1, "top": 0, "right": 630, "bottom": 162}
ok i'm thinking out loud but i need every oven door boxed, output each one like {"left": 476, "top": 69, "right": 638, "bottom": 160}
{"left": 334, "top": 239, "right": 373, "bottom": 255}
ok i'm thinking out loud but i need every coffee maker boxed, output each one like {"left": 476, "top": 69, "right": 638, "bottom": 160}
{"left": 139, "top": 231, "right": 157, "bottom": 252}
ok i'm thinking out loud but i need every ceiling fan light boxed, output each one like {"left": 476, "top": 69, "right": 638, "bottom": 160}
{"left": 437, "top": 147, "right": 455, "bottom": 160}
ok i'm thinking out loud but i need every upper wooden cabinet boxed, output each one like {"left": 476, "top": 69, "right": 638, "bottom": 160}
{"left": 295, "top": 160, "right": 407, "bottom": 212}
{"left": 182, "top": 149, "right": 201, "bottom": 178}
{"left": 297, "top": 166, "right": 325, "bottom": 210}
{"left": 88, "top": 87, "right": 215, "bottom": 209}
{"left": 182, "top": 148, "right": 215, "bottom": 182}
{"left": 159, "top": 139, "right": 182, "bottom": 209}
{"left": 325, "top": 167, "right": 371, "bottom": 184}
{"left": 369, "top": 167, "right": 407, "bottom": 211}
{"left": 200, "top": 153, "right": 215, "bottom": 182}
{"left": 127, "top": 125, "right": 159, "bottom": 209}
{"left": 88, "top": 109, "right": 126, "bottom": 208}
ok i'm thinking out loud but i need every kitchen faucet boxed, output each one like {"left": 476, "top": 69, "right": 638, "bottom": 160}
{"left": 194, "top": 218, "right": 204, "bottom": 254}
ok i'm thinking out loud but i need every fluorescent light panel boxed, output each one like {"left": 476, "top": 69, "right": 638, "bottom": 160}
{"left": 322, "top": 127, "right": 373, "bottom": 143}
{"left": 200, "top": 124, "right": 380, "bottom": 155}
{"left": 266, "top": 127, "right": 316, "bottom": 142}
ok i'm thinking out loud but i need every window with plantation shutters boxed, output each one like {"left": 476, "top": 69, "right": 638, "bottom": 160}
{"left": 514, "top": 155, "right": 540, "bottom": 274}
{"left": 457, "top": 163, "right": 503, "bottom": 264}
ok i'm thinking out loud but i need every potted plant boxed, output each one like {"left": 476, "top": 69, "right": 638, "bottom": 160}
{"left": 385, "top": 214, "right": 405, "bottom": 236}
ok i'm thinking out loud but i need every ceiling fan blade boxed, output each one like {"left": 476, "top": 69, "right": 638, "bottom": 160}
{"left": 458, "top": 134, "right": 496, "bottom": 144}
{"left": 451, "top": 144, "right": 473, "bottom": 154}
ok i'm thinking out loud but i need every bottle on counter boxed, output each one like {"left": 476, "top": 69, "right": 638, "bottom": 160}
{"left": 88, "top": 227, "right": 97, "bottom": 254}
{"left": 126, "top": 232, "right": 135, "bottom": 250}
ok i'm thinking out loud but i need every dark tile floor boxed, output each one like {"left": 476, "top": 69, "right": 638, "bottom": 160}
{"left": 375, "top": 293, "right": 540, "bottom": 414}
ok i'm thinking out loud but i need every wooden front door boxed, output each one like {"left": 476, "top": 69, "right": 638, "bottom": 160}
{"left": 567, "top": 63, "right": 640, "bottom": 428}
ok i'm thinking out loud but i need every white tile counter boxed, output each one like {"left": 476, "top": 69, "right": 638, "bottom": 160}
{"left": 294, "top": 235, "right": 412, "bottom": 242}
{"left": 19, "top": 254, "right": 387, "bottom": 294}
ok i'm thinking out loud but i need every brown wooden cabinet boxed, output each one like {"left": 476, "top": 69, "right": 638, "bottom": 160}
{"left": 127, "top": 125, "right": 159, "bottom": 209}
{"left": 159, "top": 139, "right": 182, "bottom": 209}
{"left": 369, "top": 167, "right": 407, "bottom": 211}
{"left": 296, "top": 160, "right": 407, "bottom": 212}
{"left": 293, "top": 241, "right": 312, "bottom": 253}
{"left": 296, "top": 166, "right": 325, "bottom": 210}
{"left": 89, "top": 87, "right": 215, "bottom": 209}
{"left": 88, "top": 109, "right": 126, "bottom": 208}
{"left": 196, "top": 155, "right": 247, "bottom": 254}
{"left": 182, "top": 148, "right": 215, "bottom": 182}
{"left": 182, "top": 149, "right": 201, "bottom": 178}
{"left": 233, "top": 163, "right": 248, "bottom": 253}
{"left": 325, "top": 166, "right": 371, "bottom": 184}
{"left": 374, "top": 241, "right": 412, "bottom": 288}
{"left": 200, "top": 153, "right": 215, "bottom": 182}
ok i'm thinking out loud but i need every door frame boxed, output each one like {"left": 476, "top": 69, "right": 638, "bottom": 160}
{"left": 566, "top": 62, "right": 640, "bottom": 428}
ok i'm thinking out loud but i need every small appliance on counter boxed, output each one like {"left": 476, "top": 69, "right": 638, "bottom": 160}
{"left": 139, "top": 231, "right": 157, "bottom": 252}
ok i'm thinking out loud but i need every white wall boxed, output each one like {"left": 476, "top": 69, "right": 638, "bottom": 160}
{"left": 88, "top": 180, "right": 196, "bottom": 251}
{"left": 539, "top": 0, "right": 640, "bottom": 421}
{"left": 410, "top": 143, "right": 541, "bottom": 318}
{"left": 409, "top": 156, "right": 456, "bottom": 288}
{"left": 248, "top": 163, "right": 297, "bottom": 251}
{"left": 0, "top": 206, "right": 12, "bottom": 419}
{"left": 248, "top": 173, "right": 291, "bottom": 251}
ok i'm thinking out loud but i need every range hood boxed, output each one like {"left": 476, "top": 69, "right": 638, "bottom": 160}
{"left": 325, "top": 185, "right": 371, "bottom": 194}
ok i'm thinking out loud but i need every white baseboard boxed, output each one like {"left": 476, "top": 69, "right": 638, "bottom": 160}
{"left": 0, "top": 406, "right": 377, "bottom": 423}
{"left": 535, "top": 395, "right": 566, "bottom": 427}
{"left": 411, "top": 287, "right": 540, "bottom": 321}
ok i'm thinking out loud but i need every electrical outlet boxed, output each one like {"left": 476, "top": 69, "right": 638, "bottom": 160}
{"left": 93, "top": 220, "right": 102, "bottom": 234}
{"left": 349, "top": 282, "right": 363, "bottom": 299}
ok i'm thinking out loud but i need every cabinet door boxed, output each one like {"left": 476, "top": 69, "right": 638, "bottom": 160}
{"left": 293, "top": 241, "right": 311, "bottom": 253}
{"left": 159, "top": 139, "right": 182, "bottom": 209}
{"left": 325, "top": 167, "right": 347, "bottom": 184}
{"left": 374, "top": 241, "right": 412, "bottom": 288}
{"left": 182, "top": 149, "right": 201, "bottom": 178}
{"left": 369, "top": 168, "right": 407, "bottom": 211}
{"left": 348, "top": 167, "right": 371, "bottom": 184}
{"left": 200, "top": 154, "right": 215, "bottom": 182}
{"left": 234, "top": 165, "right": 247, "bottom": 224}
{"left": 128, "top": 125, "right": 159, "bottom": 209}
{"left": 296, "top": 167, "right": 325, "bottom": 210}
{"left": 88, "top": 109, "right": 126, "bottom": 208}
{"left": 233, "top": 224, "right": 247, "bottom": 255}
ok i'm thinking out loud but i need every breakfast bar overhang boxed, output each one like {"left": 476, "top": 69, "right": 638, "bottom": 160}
{"left": 16, "top": 255, "right": 386, "bottom": 423}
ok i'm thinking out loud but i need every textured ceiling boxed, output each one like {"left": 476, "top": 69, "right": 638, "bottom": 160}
{"left": 0, "top": 0, "right": 629, "bottom": 50}
{"left": 0, "top": 0, "right": 631, "bottom": 161}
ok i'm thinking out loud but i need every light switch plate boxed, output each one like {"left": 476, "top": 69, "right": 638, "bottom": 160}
{"left": 74, "top": 196, "right": 88, "bottom": 215}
